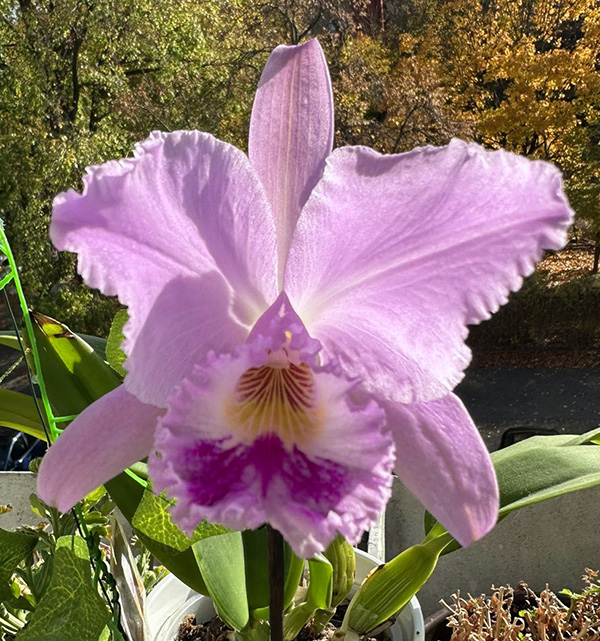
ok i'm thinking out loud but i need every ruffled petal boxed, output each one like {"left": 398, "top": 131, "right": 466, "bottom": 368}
{"left": 285, "top": 140, "right": 573, "bottom": 402}
{"left": 249, "top": 39, "right": 334, "bottom": 274}
{"left": 52, "top": 131, "right": 277, "bottom": 405}
{"left": 387, "top": 394, "right": 498, "bottom": 547}
{"left": 37, "top": 387, "right": 162, "bottom": 512}
{"left": 150, "top": 296, "right": 393, "bottom": 558}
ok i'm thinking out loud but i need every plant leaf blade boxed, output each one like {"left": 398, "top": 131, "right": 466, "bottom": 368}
{"left": 0, "top": 389, "right": 47, "bottom": 440}
{"left": 15, "top": 536, "right": 110, "bottom": 641}
{"left": 193, "top": 532, "right": 250, "bottom": 632}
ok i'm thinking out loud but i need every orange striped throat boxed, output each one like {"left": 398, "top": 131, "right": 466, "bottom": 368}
{"left": 226, "top": 347, "right": 323, "bottom": 448}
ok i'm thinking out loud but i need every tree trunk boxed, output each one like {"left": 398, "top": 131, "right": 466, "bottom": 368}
{"left": 593, "top": 233, "right": 600, "bottom": 275}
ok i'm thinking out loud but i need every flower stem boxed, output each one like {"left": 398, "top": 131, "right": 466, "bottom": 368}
{"left": 267, "top": 525, "right": 284, "bottom": 641}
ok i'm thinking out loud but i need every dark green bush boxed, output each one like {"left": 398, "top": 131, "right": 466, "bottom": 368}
{"left": 468, "top": 272, "right": 600, "bottom": 351}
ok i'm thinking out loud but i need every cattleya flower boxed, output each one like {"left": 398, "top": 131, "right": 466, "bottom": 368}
{"left": 38, "top": 40, "right": 572, "bottom": 558}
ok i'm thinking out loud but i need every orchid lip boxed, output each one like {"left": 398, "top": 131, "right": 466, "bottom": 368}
{"left": 226, "top": 344, "right": 322, "bottom": 449}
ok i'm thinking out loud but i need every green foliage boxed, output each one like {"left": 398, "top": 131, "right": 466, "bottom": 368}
{"left": 14, "top": 536, "right": 110, "bottom": 641}
{"left": 342, "top": 536, "right": 450, "bottom": 638}
{"left": 29, "top": 312, "right": 121, "bottom": 417}
{"left": 323, "top": 535, "right": 355, "bottom": 609}
{"left": 0, "top": 490, "right": 118, "bottom": 640}
{"left": 0, "top": 390, "right": 46, "bottom": 441}
{"left": 283, "top": 555, "right": 333, "bottom": 641}
{"left": 343, "top": 428, "right": 600, "bottom": 638}
{"left": 493, "top": 428, "right": 600, "bottom": 516}
{"left": 310, "top": 536, "right": 355, "bottom": 634}
{"left": 242, "top": 528, "right": 303, "bottom": 614}
{"left": 425, "top": 428, "right": 600, "bottom": 553}
{"left": 0, "top": 0, "right": 268, "bottom": 334}
{"left": 105, "top": 309, "right": 128, "bottom": 376}
{"left": 104, "top": 470, "right": 210, "bottom": 596}
{"left": 193, "top": 532, "right": 250, "bottom": 632}
{"left": 468, "top": 270, "right": 600, "bottom": 350}
{"left": 0, "top": 529, "right": 38, "bottom": 601}
{"left": 131, "top": 487, "right": 228, "bottom": 553}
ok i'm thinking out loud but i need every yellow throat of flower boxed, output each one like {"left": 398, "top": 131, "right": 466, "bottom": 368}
{"left": 227, "top": 347, "right": 322, "bottom": 448}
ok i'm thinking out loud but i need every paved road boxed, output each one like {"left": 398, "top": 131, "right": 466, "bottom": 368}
{"left": 456, "top": 367, "right": 600, "bottom": 450}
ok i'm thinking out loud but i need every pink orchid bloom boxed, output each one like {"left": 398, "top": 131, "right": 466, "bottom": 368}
{"left": 38, "top": 40, "right": 572, "bottom": 558}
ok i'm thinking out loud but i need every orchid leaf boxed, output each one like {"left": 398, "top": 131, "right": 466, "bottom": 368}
{"left": 15, "top": 536, "right": 110, "bottom": 641}
{"left": 0, "top": 329, "right": 106, "bottom": 359}
{"left": 106, "top": 309, "right": 128, "bottom": 376}
{"left": 193, "top": 532, "right": 250, "bottom": 632}
{"left": 0, "top": 528, "right": 38, "bottom": 600}
{"left": 242, "top": 528, "right": 304, "bottom": 615}
{"left": 283, "top": 554, "right": 333, "bottom": 641}
{"left": 494, "top": 429, "right": 600, "bottom": 516}
{"left": 0, "top": 331, "right": 21, "bottom": 350}
{"left": 30, "top": 312, "right": 120, "bottom": 416}
{"left": 324, "top": 535, "right": 355, "bottom": 608}
{"left": 306, "top": 555, "right": 333, "bottom": 607}
{"left": 343, "top": 534, "right": 451, "bottom": 637}
{"left": 311, "top": 536, "right": 356, "bottom": 634}
{"left": 0, "top": 389, "right": 47, "bottom": 440}
{"left": 425, "top": 428, "right": 600, "bottom": 554}
{"left": 75, "top": 334, "right": 108, "bottom": 360}
{"left": 283, "top": 551, "right": 305, "bottom": 613}
{"left": 242, "top": 528, "right": 271, "bottom": 611}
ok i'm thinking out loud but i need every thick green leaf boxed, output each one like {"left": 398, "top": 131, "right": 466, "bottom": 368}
{"left": 0, "top": 330, "right": 106, "bottom": 359}
{"left": 193, "top": 532, "right": 250, "bottom": 632}
{"left": 30, "top": 312, "right": 120, "bottom": 415}
{"left": 283, "top": 551, "right": 305, "bottom": 613}
{"left": 283, "top": 554, "right": 333, "bottom": 641}
{"left": 105, "top": 473, "right": 217, "bottom": 596}
{"left": 344, "top": 535, "right": 451, "bottom": 636}
{"left": 106, "top": 309, "right": 128, "bottom": 376}
{"left": 425, "top": 428, "right": 600, "bottom": 553}
{"left": 493, "top": 428, "right": 600, "bottom": 514}
{"left": 306, "top": 555, "right": 333, "bottom": 609}
{"left": 311, "top": 537, "right": 356, "bottom": 634}
{"left": 324, "top": 535, "right": 355, "bottom": 608}
{"left": 15, "top": 536, "right": 110, "bottom": 641}
{"left": 76, "top": 334, "right": 107, "bottom": 360}
{"left": 242, "top": 529, "right": 270, "bottom": 610}
{"left": 0, "top": 528, "right": 38, "bottom": 600}
{"left": 0, "top": 389, "right": 47, "bottom": 440}
{"left": 0, "top": 331, "right": 21, "bottom": 350}
{"left": 242, "top": 528, "right": 303, "bottom": 614}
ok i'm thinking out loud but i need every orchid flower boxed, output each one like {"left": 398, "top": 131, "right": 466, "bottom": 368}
{"left": 37, "top": 40, "right": 572, "bottom": 558}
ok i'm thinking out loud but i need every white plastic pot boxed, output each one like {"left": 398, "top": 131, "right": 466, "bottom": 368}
{"left": 146, "top": 548, "right": 425, "bottom": 641}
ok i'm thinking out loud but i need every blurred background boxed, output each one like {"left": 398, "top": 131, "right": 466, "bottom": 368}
{"left": 0, "top": 0, "right": 599, "bottom": 466}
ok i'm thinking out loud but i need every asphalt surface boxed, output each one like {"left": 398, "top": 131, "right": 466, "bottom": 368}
{"left": 456, "top": 367, "right": 600, "bottom": 451}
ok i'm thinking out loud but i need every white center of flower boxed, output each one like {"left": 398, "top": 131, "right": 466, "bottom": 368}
{"left": 227, "top": 345, "right": 321, "bottom": 447}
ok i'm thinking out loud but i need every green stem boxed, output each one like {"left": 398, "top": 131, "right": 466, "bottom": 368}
{"left": 267, "top": 525, "right": 284, "bottom": 641}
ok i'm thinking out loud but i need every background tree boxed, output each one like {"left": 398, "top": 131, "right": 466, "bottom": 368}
{"left": 394, "top": 0, "right": 600, "bottom": 263}
{"left": 1, "top": 0, "right": 599, "bottom": 337}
